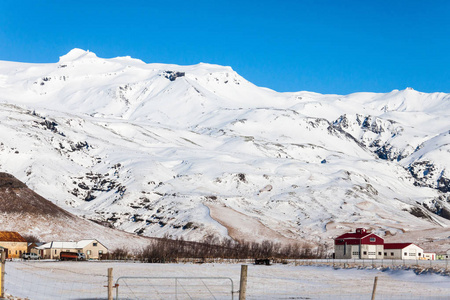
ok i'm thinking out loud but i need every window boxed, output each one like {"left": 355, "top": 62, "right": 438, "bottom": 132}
{"left": 363, "top": 251, "right": 367, "bottom": 255}
{"left": 378, "top": 252, "right": 382, "bottom": 256}
{"left": 391, "top": 252, "right": 394, "bottom": 256}
{"left": 384, "top": 252, "right": 387, "bottom": 256}
{"left": 93, "top": 243, "right": 98, "bottom": 247}
{"left": 370, "top": 238, "right": 376, "bottom": 242}
{"left": 87, "top": 250, "right": 91, "bottom": 255}
{"left": 418, "top": 253, "right": 421, "bottom": 256}
{"left": 99, "top": 250, "right": 103, "bottom": 254}
{"left": 404, "top": 252, "right": 407, "bottom": 256}
{"left": 352, "top": 252, "right": 359, "bottom": 255}
{"left": 409, "top": 253, "right": 416, "bottom": 256}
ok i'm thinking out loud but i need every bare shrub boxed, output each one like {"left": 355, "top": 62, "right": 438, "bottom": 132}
{"left": 111, "top": 247, "right": 130, "bottom": 260}
{"left": 21, "top": 234, "right": 41, "bottom": 243}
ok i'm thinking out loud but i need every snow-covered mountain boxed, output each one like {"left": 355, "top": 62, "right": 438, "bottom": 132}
{"left": 1, "top": 49, "right": 449, "bottom": 250}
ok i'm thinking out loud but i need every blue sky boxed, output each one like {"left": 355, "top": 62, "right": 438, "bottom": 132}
{"left": 0, "top": 1, "right": 449, "bottom": 94}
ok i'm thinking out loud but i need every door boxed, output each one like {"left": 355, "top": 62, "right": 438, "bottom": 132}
{"left": 368, "top": 245, "right": 376, "bottom": 259}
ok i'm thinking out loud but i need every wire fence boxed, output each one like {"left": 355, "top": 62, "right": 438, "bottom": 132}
{"left": 115, "top": 276, "right": 235, "bottom": 299}
{"left": 2, "top": 259, "right": 450, "bottom": 299}
{"left": 4, "top": 260, "right": 107, "bottom": 299}
{"left": 289, "top": 258, "right": 450, "bottom": 269}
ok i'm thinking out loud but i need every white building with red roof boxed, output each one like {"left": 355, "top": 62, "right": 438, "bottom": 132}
{"left": 383, "top": 243, "right": 424, "bottom": 260}
{"left": 334, "top": 228, "right": 384, "bottom": 259}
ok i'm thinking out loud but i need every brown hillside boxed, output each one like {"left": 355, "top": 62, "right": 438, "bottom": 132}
{"left": 0, "top": 172, "right": 73, "bottom": 217}
{"left": 0, "top": 172, "right": 153, "bottom": 250}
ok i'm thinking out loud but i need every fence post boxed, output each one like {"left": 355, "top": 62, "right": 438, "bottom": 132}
{"left": 107, "top": 268, "right": 113, "bottom": 300}
{"left": 371, "top": 276, "right": 378, "bottom": 300}
{"left": 1, "top": 251, "right": 5, "bottom": 299}
{"left": 239, "top": 265, "right": 248, "bottom": 300}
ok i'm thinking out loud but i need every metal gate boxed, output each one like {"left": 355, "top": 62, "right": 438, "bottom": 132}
{"left": 115, "top": 276, "right": 235, "bottom": 300}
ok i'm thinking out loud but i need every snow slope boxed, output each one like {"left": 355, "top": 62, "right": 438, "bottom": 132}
{"left": 0, "top": 49, "right": 449, "bottom": 249}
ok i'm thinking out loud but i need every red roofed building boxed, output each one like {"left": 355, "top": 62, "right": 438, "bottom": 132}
{"left": 384, "top": 243, "right": 424, "bottom": 260}
{"left": 334, "top": 228, "right": 384, "bottom": 259}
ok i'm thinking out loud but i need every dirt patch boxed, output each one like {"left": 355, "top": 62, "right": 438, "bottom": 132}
{"left": 206, "top": 203, "right": 298, "bottom": 244}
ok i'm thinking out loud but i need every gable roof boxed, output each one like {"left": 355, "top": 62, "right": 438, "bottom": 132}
{"left": 336, "top": 232, "right": 372, "bottom": 240}
{"left": 384, "top": 243, "right": 422, "bottom": 250}
{"left": 77, "top": 239, "right": 107, "bottom": 249}
{"left": 36, "top": 239, "right": 107, "bottom": 250}
{"left": 0, "top": 231, "right": 26, "bottom": 242}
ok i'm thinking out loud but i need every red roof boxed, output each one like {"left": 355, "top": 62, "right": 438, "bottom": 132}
{"left": 335, "top": 229, "right": 384, "bottom": 245}
{"left": 384, "top": 243, "right": 422, "bottom": 250}
{"left": 336, "top": 232, "right": 370, "bottom": 240}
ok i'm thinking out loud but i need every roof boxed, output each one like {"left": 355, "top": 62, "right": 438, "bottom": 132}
{"left": 36, "top": 239, "right": 106, "bottom": 250}
{"left": 336, "top": 232, "right": 371, "bottom": 240}
{"left": 335, "top": 228, "right": 384, "bottom": 245}
{"left": 0, "top": 231, "right": 27, "bottom": 242}
{"left": 384, "top": 243, "right": 422, "bottom": 250}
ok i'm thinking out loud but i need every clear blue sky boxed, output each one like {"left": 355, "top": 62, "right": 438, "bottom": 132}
{"left": 0, "top": 0, "right": 449, "bottom": 94}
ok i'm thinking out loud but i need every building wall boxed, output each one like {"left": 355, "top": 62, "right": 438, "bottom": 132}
{"left": 41, "top": 247, "right": 80, "bottom": 259}
{"left": 384, "top": 245, "right": 423, "bottom": 260}
{"left": 335, "top": 245, "right": 350, "bottom": 259}
{"left": 82, "top": 241, "right": 108, "bottom": 259}
{"left": 360, "top": 244, "right": 384, "bottom": 259}
{"left": 335, "top": 244, "right": 363, "bottom": 259}
{"left": 423, "top": 253, "right": 435, "bottom": 260}
{"left": 384, "top": 248, "right": 403, "bottom": 260}
{"left": 403, "top": 244, "right": 423, "bottom": 260}
{"left": 0, "top": 241, "right": 28, "bottom": 259}
{"left": 336, "top": 243, "right": 384, "bottom": 259}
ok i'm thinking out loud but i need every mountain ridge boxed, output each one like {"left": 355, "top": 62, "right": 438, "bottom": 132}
{"left": 0, "top": 49, "right": 449, "bottom": 251}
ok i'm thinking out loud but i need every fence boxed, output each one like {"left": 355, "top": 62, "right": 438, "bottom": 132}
{"left": 289, "top": 258, "right": 450, "bottom": 270}
{"left": 115, "top": 276, "right": 235, "bottom": 299}
{"left": 2, "top": 259, "right": 450, "bottom": 299}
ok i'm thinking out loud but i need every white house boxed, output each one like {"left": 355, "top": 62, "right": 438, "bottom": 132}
{"left": 35, "top": 239, "right": 108, "bottom": 260}
{"left": 383, "top": 243, "right": 424, "bottom": 260}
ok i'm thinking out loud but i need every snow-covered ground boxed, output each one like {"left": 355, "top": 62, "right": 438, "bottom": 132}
{"left": 4, "top": 260, "right": 450, "bottom": 299}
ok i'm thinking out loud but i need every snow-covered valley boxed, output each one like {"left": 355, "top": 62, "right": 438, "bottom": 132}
{"left": 0, "top": 49, "right": 449, "bottom": 250}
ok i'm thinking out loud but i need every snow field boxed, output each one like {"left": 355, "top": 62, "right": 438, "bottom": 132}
{"left": 4, "top": 261, "right": 450, "bottom": 299}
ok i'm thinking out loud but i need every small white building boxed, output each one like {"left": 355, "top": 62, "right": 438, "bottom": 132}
{"left": 437, "top": 249, "right": 450, "bottom": 260}
{"left": 36, "top": 239, "right": 108, "bottom": 260}
{"left": 423, "top": 252, "right": 436, "bottom": 260}
{"left": 383, "top": 243, "right": 424, "bottom": 260}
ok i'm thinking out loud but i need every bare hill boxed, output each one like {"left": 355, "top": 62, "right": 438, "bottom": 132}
{"left": 0, "top": 172, "right": 152, "bottom": 250}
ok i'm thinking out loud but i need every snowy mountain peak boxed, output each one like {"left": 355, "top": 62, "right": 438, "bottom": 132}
{"left": 59, "top": 48, "right": 98, "bottom": 62}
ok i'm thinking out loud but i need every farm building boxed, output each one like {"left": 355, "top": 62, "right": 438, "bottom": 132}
{"left": 334, "top": 228, "right": 384, "bottom": 259}
{"left": 437, "top": 249, "right": 450, "bottom": 260}
{"left": 35, "top": 239, "right": 108, "bottom": 260}
{"left": 0, "top": 231, "right": 27, "bottom": 259}
{"left": 423, "top": 252, "right": 436, "bottom": 260}
{"left": 383, "top": 243, "right": 424, "bottom": 260}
